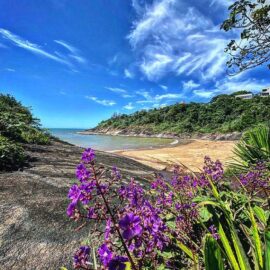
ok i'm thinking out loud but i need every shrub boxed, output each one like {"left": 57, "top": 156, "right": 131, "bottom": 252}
{"left": 230, "top": 124, "right": 270, "bottom": 171}
{"left": 65, "top": 149, "right": 270, "bottom": 270}
{"left": 21, "top": 128, "right": 50, "bottom": 145}
{"left": 0, "top": 135, "right": 25, "bottom": 170}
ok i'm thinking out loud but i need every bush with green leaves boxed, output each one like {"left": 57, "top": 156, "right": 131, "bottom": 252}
{"left": 0, "top": 94, "right": 50, "bottom": 143}
{"left": 20, "top": 128, "right": 50, "bottom": 145}
{"left": 0, "top": 94, "right": 51, "bottom": 170}
{"left": 0, "top": 135, "right": 25, "bottom": 170}
{"left": 230, "top": 124, "right": 270, "bottom": 171}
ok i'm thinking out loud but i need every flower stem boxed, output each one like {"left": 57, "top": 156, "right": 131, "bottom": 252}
{"left": 92, "top": 165, "right": 138, "bottom": 270}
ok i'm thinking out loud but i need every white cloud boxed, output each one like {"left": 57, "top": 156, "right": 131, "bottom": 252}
{"left": 0, "top": 28, "right": 87, "bottom": 68}
{"left": 5, "top": 68, "right": 15, "bottom": 72}
{"left": 183, "top": 80, "right": 200, "bottom": 90}
{"left": 159, "top": 84, "right": 168, "bottom": 90}
{"left": 155, "top": 93, "right": 183, "bottom": 100}
{"left": 105, "top": 87, "right": 127, "bottom": 94}
{"left": 210, "top": 0, "right": 234, "bottom": 7}
{"left": 105, "top": 87, "right": 134, "bottom": 98}
{"left": 122, "top": 94, "right": 135, "bottom": 98}
{"left": 0, "top": 28, "right": 70, "bottom": 65}
{"left": 193, "top": 89, "right": 216, "bottom": 98}
{"left": 193, "top": 77, "right": 270, "bottom": 99}
{"left": 109, "top": 54, "right": 118, "bottom": 65}
{"left": 152, "top": 103, "right": 167, "bottom": 108}
{"left": 136, "top": 99, "right": 154, "bottom": 104}
{"left": 215, "top": 78, "right": 269, "bottom": 94}
{"left": 131, "top": 0, "right": 145, "bottom": 15}
{"left": 123, "top": 102, "right": 135, "bottom": 110}
{"left": 69, "top": 54, "right": 87, "bottom": 64}
{"left": 136, "top": 90, "right": 152, "bottom": 100}
{"left": 54, "top": 40, "right": 77, "bottom": 54}
{"left": 128, "top": 0, "right": 233, "bottom": 81}
{"left": 85, "top": 96, "right": 116, "bottom": 106}
{"left": 124, "top": 68, "right": 134, "bottom": 79}
{"left": 136, "top": 90, "right": 183, "bottom": 105}
{"left": 55, "top": 39, "right": 87, "bottom": 64}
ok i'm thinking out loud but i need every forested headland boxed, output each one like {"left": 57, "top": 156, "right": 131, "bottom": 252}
{"left": 93, "top": 92, "right": 270, "bottom": 136}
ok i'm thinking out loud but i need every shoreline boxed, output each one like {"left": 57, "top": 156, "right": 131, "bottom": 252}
{"left": 78, "top": 129, "right": 242, "bottom": 141}
{"left": 114, "top": 139, "right": 237, "bottom": 171}
{"left": 106, "top": 139, "right": 192, "bottom": 153}
{"left": 52, "top": 133, "right": 238, "bottom": 172}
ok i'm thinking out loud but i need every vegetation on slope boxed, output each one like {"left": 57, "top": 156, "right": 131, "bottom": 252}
{"left": 95, "top": 93, "right": 270, "bottom": 135}
{"left": 230, "top": 124, "right": 270, "bottom": 171}
{"left": 0, "top": 94, "right": 50, "bottom": 170}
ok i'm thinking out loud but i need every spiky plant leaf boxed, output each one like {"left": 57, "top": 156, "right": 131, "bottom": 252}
{"left": 204, "top": 234, "right": 225, "bottom": 270}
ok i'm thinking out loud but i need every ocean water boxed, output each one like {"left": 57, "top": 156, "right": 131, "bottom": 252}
{"left": 49, "top": 128, "right": 175, "bottom": 151}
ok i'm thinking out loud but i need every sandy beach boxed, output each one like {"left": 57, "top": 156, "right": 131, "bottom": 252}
{"left": 116, "top": 139, "right": 237, "bottom": 171}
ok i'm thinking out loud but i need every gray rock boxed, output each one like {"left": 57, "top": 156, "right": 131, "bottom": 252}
{"left": 0, "top": 140, "right": 156, "bottom": 270}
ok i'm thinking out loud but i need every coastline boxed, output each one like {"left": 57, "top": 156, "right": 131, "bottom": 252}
{"left": 114, "top": 139, "right": 237, "bottom": 171}
{"left": 78, "top": 129, "right": 242, "bottom": 141}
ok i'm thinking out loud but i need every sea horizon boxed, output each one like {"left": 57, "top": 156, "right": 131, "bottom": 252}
{"left": 48, "top": 128, "right": 175, "bottom": 151}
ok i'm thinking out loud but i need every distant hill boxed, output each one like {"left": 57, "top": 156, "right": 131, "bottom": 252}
{"left": 92, "top": 93, "right": 270, "bottom": 136}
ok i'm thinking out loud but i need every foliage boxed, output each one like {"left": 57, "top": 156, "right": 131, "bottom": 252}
{"left": 21, "top": 127, "right": 51, "bottom": 145}
{"left": 230, "top": 124, "right": 270, "bottom": 171}
{"left": 0, "top": 135, "right": 25, "bottom": 170}
{"left": 95, "top": 94, "right": 270, "bottom": 135}
{"left": 66, "top": 149, "right": 270, "bottom": 269}
{"left": 0, "top": 94, "right": 51, "bottom": 170}
{"left": 221, "top": 0, "right": 270, "bottom": 74}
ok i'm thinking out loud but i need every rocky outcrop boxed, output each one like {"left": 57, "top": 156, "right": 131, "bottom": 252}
{"left": 0, "top": 140, "right": 157, "bottom": 270}
{"left": 80, "top": 128, "right": 242, "bottom": 141}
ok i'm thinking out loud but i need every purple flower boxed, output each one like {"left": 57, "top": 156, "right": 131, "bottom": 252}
{"left": 112, "top": 166, "right": 121, "bottom": 180}
{"left": 203, "top": 156, "right": 224, "bottom": 182}
{"left": 87, "top": 207, "right": 97, "bottom": 219}
{"left": 105, "top": 218, "right": 112, "bottom": 240}
{"left": 209, "top": 225, "right": 220, "bottom": 240}
{"left": 119, "top": 213, "right": 142, "bottom": 240}
{"left": 73, "top": 246, "right": 91, "bottom": 269}
{"left": 108, "top": 256, "right": 129, "bottom": 270}
{"left": 98, "top": 243, "right": 113, "bottom": 266}
{"left": 76, "top": 163, "right": 90, "bottom": 182}
{"left": 239, "top": 163, "right": 269, "bottom": 192}
{"left": 118, "top": 180, "right": 144, "bottom": 207}
{"left": 68, "top": 184, "right": 81, "bottom": 203}
{"left": 66, "top": 202, "right": 76, "bottom": 217}
{"left": 81, "top": 148, "right": 95, "bottom": 163}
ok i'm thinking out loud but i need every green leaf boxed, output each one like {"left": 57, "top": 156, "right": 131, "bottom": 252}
{"left": 218, "top": 222, "right": 240, "bottom": 270}
{"left": 249, "top": 206, "right": 263, "bottom": 268}
{"left": 176, "top": 240, "right": 198, "bottom": 263}
{"left": 199, "top": 207, "right": 213, "bottom": 222}
{"left": 253, "top": 205, "right": 267, "bottom": 225}
{"left": 204, "top": 234, "right": 224, "bottom": 270}
{"left": 264, "top": 230, "right": 270, "bottom": 270}
{"left": 124, "top": 262, "right": 132, "bottom": 270}
{"left": 230, "top": 226, "right": 252, "bottom": 270}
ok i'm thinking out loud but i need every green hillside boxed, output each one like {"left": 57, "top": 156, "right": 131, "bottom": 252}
{"left": 94, "top": 93, "right": 270, "bottom": 135}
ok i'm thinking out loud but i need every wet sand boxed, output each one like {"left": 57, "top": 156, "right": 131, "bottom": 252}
{"left": 115, "top": 139, "right": 237, "bottom": 171}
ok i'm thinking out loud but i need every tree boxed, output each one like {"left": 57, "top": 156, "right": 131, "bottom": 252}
{"left": 221, "top": 0, "right": 270, "bottom": 75}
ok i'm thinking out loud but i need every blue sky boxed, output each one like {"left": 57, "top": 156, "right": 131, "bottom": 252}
{"left": 0, "top": 0, "right": 269, "bottom": 128}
